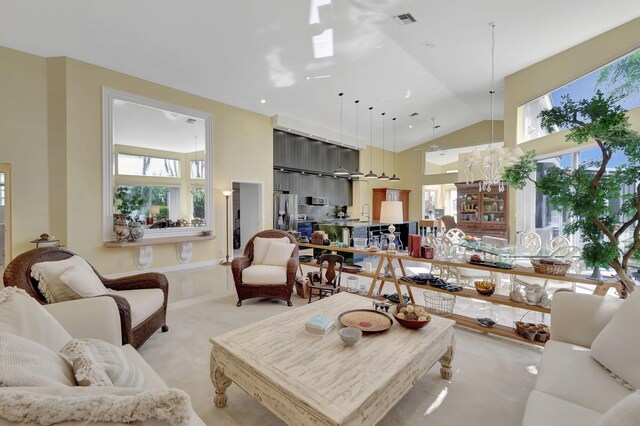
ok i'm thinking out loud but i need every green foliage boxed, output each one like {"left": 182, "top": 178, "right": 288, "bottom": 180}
{"left": 596, "top": 50, "right": 640, "bottom": 100}
{"left": 503, "top": 92, "right": 640, "bottom": 274}
{"left": 501, "top": 150, "right": 537, "bottom": 190}
{"left": 115, "top": 186, "right": 145, "bottom": 221}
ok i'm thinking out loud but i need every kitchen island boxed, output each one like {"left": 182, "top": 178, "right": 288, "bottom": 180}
{"left": 314, "top": 220, "right": 418, "bottom": 264}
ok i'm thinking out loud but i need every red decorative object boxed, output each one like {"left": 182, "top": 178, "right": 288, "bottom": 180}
{"left": 409, "top": 235, "right": 422, "bottom": 257}
{"left": 421, "top": 245, "right": 434, "bottom": 259}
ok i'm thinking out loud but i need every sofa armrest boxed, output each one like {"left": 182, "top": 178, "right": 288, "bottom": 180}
{"left": 231, "top": 256, "right": 251, "bottom": 285}
{"left": 286, "top": 257, "right": 299, "bottom": 288}
{"left": 551, "top": 292, "right": 623, "bottom": 348}
{"left": 43, "top": 296, "right": 122, "bottom": 346}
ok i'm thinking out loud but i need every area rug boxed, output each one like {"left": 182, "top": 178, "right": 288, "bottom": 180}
{"left": 140, "top": 293, "right": 541, "bottom": 425}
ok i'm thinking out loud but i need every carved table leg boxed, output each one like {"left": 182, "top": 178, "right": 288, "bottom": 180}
{"left": 439, "top": 344, "right": 455, "bottom": 380}
{"left": 210, "top": 353, "right": 232, "bottom": 408}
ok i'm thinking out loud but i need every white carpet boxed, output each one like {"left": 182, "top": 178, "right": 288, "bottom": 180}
{"left": 139, "top": 267, "right": 542, "bottom": 426}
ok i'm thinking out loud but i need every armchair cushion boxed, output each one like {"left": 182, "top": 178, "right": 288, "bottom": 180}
{"left": 262, "top": 242, "right": 296, "bottom": 267}
{"left": 0, "top": 287, "right": 71, "bottom": 352}
{"left": 253, "top": 236, "right": 289, "bottom": 265}
{"left": 0, "top": 332, "right": 76, "bottom": 387}
{"left": 242, "top": 265, "right": 287, "bottom": 285}
{"left": 592, "top": 290, "right": 640, "bottom": 390}
{"left": 31, "top": 255, "right": 107, "bottom": 303}
{"left": 117, "top": 289, "right": 165, "bottom": 328}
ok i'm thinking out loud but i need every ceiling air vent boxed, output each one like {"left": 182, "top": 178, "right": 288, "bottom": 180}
{"left": 185, "top": 118, "right": 196, "bottom": 124}
{"left": 409, "top": 112, "right": 419, "bottom": 117}
{"left": 393, "top": 13, "right": 417, "bottom": 26}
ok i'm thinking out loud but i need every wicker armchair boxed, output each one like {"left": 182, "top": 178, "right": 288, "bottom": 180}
{"left": 232, "top": 229, "right": 298, "bottom": 307}
{"left": 440, "top": 215, "right": 458, "bottom": 232}
{"left": 2, "top": 247, "right": 168, "bottom": 349}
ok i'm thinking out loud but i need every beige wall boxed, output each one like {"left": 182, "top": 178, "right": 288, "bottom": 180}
{"left": 503, "top": 17, "right": 640, "bottom": 241}
{"left": 1, "top": 46, "right": 273, "bottom": 273}
{"left": 0, "top": 47, "right": 50, "bottom": 256}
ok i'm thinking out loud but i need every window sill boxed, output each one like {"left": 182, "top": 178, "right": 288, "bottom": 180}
{"left": 103, "top": 234, "right": 216, "bottom": 248}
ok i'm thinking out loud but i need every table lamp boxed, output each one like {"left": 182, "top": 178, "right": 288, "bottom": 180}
{"left": 379, "top": 201, "right": 403, "bottom": 253}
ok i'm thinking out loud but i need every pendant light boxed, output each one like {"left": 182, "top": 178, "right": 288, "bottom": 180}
{"left": 334, "top": 92, "right": 350, "bottom": 176}
{"left": 364, "top": 106, "right": 378, "bottom": 179}
{"left": 389, "top": 117, "right": 400, "bottom": 181}
{"left": 350, "top": 99, "right": 364, "bottom": 178}
{"left": 378, "top": 112, "right": 389, "bottom": 181}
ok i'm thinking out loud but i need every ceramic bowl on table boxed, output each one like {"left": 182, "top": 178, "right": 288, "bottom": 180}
{"left": 392, "top": 303, "right": 432, "bottom": 329}
{"left": 338, "top": 327, "right": 362, "bottom": 346}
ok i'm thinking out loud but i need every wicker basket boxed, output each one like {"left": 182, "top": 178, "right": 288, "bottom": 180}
{"left": 531, "top": 258, "right": 571, "bottom": 276}
{"left": 423, "top": 290, "right": 456, "bottom": 318}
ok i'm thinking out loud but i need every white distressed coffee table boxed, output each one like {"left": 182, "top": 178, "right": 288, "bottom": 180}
{"left": 210, "top": 292, "right": 455, "bottom": 426}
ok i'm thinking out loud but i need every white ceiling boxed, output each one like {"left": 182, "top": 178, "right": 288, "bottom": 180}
{"left": 1, "top": 1, "right": 638, "bottom": 151}
{"left": 113, "top": 100, "right": 205, "bottom": 153}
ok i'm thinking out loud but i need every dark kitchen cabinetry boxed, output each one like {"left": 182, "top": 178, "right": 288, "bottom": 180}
{"left": 273, "top": 130, "right": 358, "bottom": 206}
{"left": 274, "top": 130, "right": 286, "bottom": 167}
{"left": 274, "top": 170, "right": 290, "bottom": 192}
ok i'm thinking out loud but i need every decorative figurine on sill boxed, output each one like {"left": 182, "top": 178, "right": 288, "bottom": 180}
{"left": 510, "top": 281, "right": 550, "bottom": 308}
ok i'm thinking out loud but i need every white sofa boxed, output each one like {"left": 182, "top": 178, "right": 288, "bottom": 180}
{"left": 0, "top": 295, "right": 205, "bottom": 426}
{"left": 522, "top": 292, "right": 629, "bottom": 425}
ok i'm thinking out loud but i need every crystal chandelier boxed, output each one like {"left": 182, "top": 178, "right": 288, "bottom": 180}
{"left": 463, "top": 23, "right": 522, "bottom": 193}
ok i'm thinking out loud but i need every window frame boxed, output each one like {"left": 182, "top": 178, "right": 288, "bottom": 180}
{"left": 102, "top": 88, "right": 213, "bottom": 241}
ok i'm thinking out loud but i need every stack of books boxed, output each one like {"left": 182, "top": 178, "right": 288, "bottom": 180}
{"left": 305, "top": 315, "right": 336, "bottom": 336}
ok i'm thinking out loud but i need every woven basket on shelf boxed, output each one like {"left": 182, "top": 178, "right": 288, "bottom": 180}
{"left": 530, "top": 258, "right": 571, "bottom": 276}
{"left": 423, "top": 290, "right": 456, "bottom": 318}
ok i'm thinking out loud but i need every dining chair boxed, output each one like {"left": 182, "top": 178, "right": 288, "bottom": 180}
{"left": 546, "top": 235, "right": 570, "bottom": 252}
{"left": 308, "top": 254, "right": 344, "bottom": 303}
{"left": 445, "top": 228, "right": 466, "bottom": 244}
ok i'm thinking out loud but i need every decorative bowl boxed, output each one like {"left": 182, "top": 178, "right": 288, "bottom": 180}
{"left": 338, "top": 327, "right": 362, "bottom": 346}
{"left": 392, "top": 303, "right": 432, "bottom": 329}
{"left": 474, "top": 281, "right": 496, "bottom": 296}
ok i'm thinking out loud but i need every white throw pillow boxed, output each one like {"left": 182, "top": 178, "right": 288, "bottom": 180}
{"left": 262, "top": 242, "right": 296, "bottom": 267}
{"left": 0, "top": 332, "right": 76, "bottom": 387}
{"left": 31, "top": 255, "right": 107, "bottom": 303}
{"left": 0, "top": 287, "right": 72, "bottom": 352}
{"left": 59, "top": 264, "right": 108, "bottom": 298}
{"left": 597, "top": 392, "right": 640, "bottom": 426}
{"left": 0, "top": 386, "right": 192, "bottom": 426}
{"left": 252, "top": 236, "right": 289, "bottom": 265}
{"left": 592, "top": 290, "right": 640, "bottom": 389}
{"left": 60, "top": 340, "right": 112, "bottom": 387}
{"left": 61, "top": 339, "right": 148, "bottom": 389}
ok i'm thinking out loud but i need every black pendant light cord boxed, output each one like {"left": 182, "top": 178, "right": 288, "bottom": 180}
{"left": 370, "top": 107, "right": 374, "bottom": 167}
{"left": 393, "top": 118, "right": 396, "bottom": 174}
{"left": 381, "top": 113, "right": 385, "bottom": 171}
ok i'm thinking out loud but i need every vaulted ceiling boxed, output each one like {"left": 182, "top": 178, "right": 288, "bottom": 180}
{"left": 1, "top": 0, "right": 638, "bottom": 151}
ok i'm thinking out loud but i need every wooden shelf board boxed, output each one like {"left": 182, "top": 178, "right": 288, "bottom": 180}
{"left": 298, "top": 242, "right": 387, "bottom": 256}
{"left": 104, "top": 234, "right": 215, "bottom": 248}
{"left": 299, "top": 261, "right": 378, "bottom": 279}
{"left": 400, "top": 282, "right": 551, "bottom": 313}
{"left": 451, "top": 314, "right": 545, "bottom": 347}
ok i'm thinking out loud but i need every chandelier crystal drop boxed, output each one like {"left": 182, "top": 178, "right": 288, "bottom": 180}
{"left": 462, "top": 23, "right": 522, "bottom": 193}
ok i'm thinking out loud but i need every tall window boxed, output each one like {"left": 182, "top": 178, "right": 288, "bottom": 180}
{"left": 522, "top": 48, "right": 640, "bottom": 142}
{"left": 118, "top": 154, "right": 180, "bottom": 177}
{"left": 190, "top": 160, "right": 205, "bottom": 179}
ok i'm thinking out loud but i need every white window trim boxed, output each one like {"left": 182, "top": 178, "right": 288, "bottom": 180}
{"left": 102, "top": 87, "right": 213, "bottom": 241}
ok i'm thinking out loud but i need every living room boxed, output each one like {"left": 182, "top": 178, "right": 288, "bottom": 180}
{"left": 1, "top": 2, "right": 640, "bottom": 426}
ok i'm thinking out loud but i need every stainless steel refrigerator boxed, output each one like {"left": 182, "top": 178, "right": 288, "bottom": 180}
{"left": 273, "top": 194, "right": 298, "bottom": 231}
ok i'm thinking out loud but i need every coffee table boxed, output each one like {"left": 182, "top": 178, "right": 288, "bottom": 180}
{"left": 210, "top": 292, "right": 455, "bottom": 425}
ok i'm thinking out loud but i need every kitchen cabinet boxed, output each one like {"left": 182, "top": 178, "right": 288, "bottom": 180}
{"left": 288, "top": 172, "right": 300, "bottom": 197}
{"left": 345, "top": 148, "right": 360, "bottom": 173}
{"left": 308, "top": 140, "right": 324, "bottom": 173}
{"left": 332, "top": 177, "right": 352, "bottom": 206}
{"left": 284, "top": 133, "right": 309, "bottom": 170}
{"left": 274, "top": 130, "right": 286, "bottom": 167}
{"left": 299, "top": 173, "right": 315, "bottom": 199}
{"left": 372, "top": 188, "right": 411, "bottom": 221}
{"left": 274, "top": 170, "right": 290, "bottom": 192}
{"left": 317, "top": 176, "right": 333, "bottom": 201}
{"left": 324, "top": 144, "right": 338, "bottom": 174}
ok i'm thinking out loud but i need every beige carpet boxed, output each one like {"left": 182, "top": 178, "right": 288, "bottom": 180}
{"left": 140, "top": 269, "right": 542, "bottom": 426}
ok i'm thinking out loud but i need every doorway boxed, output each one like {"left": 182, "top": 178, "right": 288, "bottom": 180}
{"left": 231, "top": 181, "right": 263, "bottom": 256}
{"left": 0, "top": 164, "right": 11, "bottom": 275}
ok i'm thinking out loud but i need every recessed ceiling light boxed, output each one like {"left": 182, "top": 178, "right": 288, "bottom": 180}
{"left": 259, "top": 99, "right": 267, "bottom": 104}
{"left": 287, "top": 128, "right": 291, "bottom": 131}
{"left": 409, "top": 125, "right": 413, "bottom": 129}
{"left": 309, "top": 134, "right": 313, "bottom": 137}
{"left": 305, "top": 76, "right": 311, "bottom": 80}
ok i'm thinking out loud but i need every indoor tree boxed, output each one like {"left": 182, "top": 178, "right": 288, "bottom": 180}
{"left": 502, "top": 91, "right": 640, "bottom": 295}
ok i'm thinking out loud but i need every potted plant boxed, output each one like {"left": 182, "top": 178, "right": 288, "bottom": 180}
{"left": 502, "top": 91, "right": 640, "bottom": 295}
{"left": 114, "top": 186, "right": 146, "bottom": 241}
